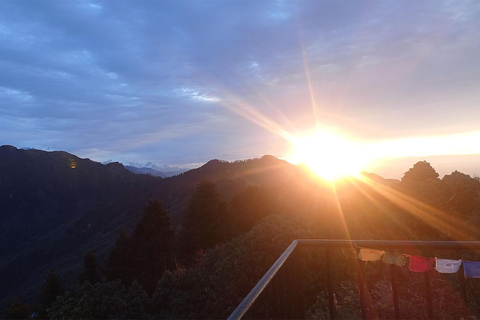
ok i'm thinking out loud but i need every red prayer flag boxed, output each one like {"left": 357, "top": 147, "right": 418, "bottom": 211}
{"left": 409, "top": 255, "right": 435, "bottom": 272}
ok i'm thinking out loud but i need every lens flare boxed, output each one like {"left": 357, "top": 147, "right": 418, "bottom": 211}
{"left": 288, "top": 128, "right": 372, "bottom": 181}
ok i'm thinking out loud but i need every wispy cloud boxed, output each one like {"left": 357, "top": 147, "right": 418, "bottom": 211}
{"left": 0, "top": 0, "right": 479, "bottom": 169}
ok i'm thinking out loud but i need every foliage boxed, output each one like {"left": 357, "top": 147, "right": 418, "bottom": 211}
{"left": 153, "top": 213, "right": 319, "bottom": 319}
{"left": 106, "top": 200, "right": 175, "bottom": 295}
{"left": 130, "top": 200, "right": 175, "bottom": 295}
{"left": 179, "top": 180, "right": 230, "bottom": 262}
{"left": 3, "top": 298, "right": 30, "bottom": 319}
{"left": 4, "top": 150, "right": 480, "bottom": 319}
{"left": 48, "top": 280, "right": 150, "bottom": 319}
{"left": 230, "top": 186, "right": 282, "bottom": 236}
{"left": 39, "top": 270, "right": 63, "bottom": 318}
{"left": 106, "top": 229, "right": 133, "bottom": 285}
{"left": 400, "top": 161, "right": 445, "bottom": 207}
{"left": 443, "top": 171, "right": 480, "bottom": 217}
{"left": 402, "top": 161, "right": 440, "bottom": 183}
{"left": 79, "top": 251, "right": 101, "bottom": 285}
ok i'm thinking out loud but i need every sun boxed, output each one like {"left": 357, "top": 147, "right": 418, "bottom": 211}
{"left": 289, "top": 128, "right": 370, "bottom": 181}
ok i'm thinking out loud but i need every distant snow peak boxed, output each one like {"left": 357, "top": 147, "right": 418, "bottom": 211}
{"left": 143, "top": 161, "right": 155, "bottom": 169}
{"left": 101, "top": 158, "right": 188, "bottom": 177}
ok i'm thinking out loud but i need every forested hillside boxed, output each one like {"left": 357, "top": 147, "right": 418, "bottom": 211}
{"left": 0, "top": 146, "right": 300, "bottom": 312}
{"left": 2, "top": 146, "right": 480, "bottom": 319}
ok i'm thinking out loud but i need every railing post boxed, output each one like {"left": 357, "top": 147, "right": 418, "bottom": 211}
{"left": 458, "top": 261, "right": 468, "bottom": 319}
{"left": 263, "top": 285, "right": 270, "bottom": 319}
{"left": 297, "top": 247, "right": 305, "bottom": 319}
{"left": 456, "top": 251, "right": 468, "bottom": 320}
{"left": 291, "top": 248, "right": 302, "bottom": 319}
{"left": 390, "top": 265, "right": 400, "bottom": 319}
{"left": 278, "top": 274, "right": 284, "bottom": 319}
{"left": 285, "top": 257, "right": 293, "bottom": 319}
{"left": 356, "top": 259, "right": 367, "bottom": 320}
{"left": 325, "top": 249, "right": 335, "bottom": 319}
{"left": 424, "top": 270, "right": 433, "bottom": 319}
{"left": 272, "top": 273, "right": 280, "bottom": 319}
{"left": 228, "top": 240, "right": 480, "bottom": 320}
{"left": 280, "top": 266, "right": 288, "bottom": 319}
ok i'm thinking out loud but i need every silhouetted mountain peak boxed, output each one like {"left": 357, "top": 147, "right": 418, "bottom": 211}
{"left": 360, "top": 171, "right": 400, "bottom": 187}
{"left": 105, "top": 161, "right": 127, "bottom": 172}
{"left": 0, "top": 145, "right": 19, "bottom": 155}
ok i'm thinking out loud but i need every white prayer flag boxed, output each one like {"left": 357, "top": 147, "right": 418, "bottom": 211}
{"left": 435, "top": 258, "right": 462, "bottom": 273}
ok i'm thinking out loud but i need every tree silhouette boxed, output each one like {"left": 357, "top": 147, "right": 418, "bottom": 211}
{"left": 231, "top": 186, "right": 278, "bottom": 236}
{"left": 39, "top": 270, "right": 63, "bottom": 318}
{"left": 400, "top": 161, "right": 444, "bottom": 207}
{"left": 401, "top": 160, "right": 439, "bottom": 183}
{"left": 79, "top": 251, "right": 101, "bottom": 284}
{"left": 443, "top": 171, "right": 480, "bottom": 217}
{"left": 130, "top": 199, "right": 175, "bottom": 295}
{"left": 48, "top": 279, "right": 150, "bottom": 319}
{"left": 106, "top": 229, "right": 134, "bottom": 285}
{"left": 4, "top": 298, "right": 30, "bottom": 319}
{"left": 179, "top": 180, "right": 228, "bottom": 261}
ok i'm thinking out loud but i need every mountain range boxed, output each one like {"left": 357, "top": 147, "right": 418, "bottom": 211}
{"left": 102, "top": 159, "right": 189, "bottom": 178}
{"left": 0, "top": 145, "right": 304, "bottom": 308}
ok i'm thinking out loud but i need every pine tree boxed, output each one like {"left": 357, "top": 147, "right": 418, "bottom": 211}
{"left": 401, "top": 160, "right": 439, "bottom": 183}
{"left": 180, "top": 180, "right": 228, "bottom": 261}
{"left": 130, "top": 199, "right": 175, "bottom": 295}
{"left": 4, "top": 298, "right": 30, "bottom": 319}
{"left": 79, "top": 251, "right": 101, "bottom": 284}
{"left": 106, "top": 229, "right": 134, "bottom": 285}
{"left": 400, "top": 161, "right": 445, "bottom": 207}
{"left": 39, "top": 270, "right": 63, "bottom": 318}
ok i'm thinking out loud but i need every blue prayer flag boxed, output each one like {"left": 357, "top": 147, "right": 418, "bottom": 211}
{"left": 463, "top": 261, "right": 480, "bottom": 278}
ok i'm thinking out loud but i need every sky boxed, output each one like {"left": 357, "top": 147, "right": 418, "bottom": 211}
{"left": 1, "top": 0, "right": 480, "bottom": 178}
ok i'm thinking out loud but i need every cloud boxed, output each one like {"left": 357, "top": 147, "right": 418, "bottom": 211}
{"left": 0, "top": 0, "right": 479, "bottom": 168}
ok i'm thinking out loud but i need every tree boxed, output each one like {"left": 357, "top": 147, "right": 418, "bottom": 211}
{"left": 79, "top": 251, "right": 101, "bottom": 284}
{"left": 153, "top": 214, "right": 318, "bottom": 319}
{"left": 230, "top": 186, "right": 279, "bottom": 236}
{"left": 48, "top": 279, "right": 150, "bottom": 319}
{"left": 39, "top": 270, "right": 63, "bottom": 318}
{"left": 106, "top": 229, "right": 134, "bottom": 285}
{"left": 401, "top": 161, "right": 439, "bottom": 183}
{"left": 179, "top": 180, "right": 228, "bottom": 261}
{"left": 443, "top": 171, "right": 480, "bottom": 217}
{"left": 4, "top": 298, "right": 30, "bottom": 319}
{"left": 130, "top": 200, "right": 175, "bottom": 295}
{"left": 400, "top": 161, "right": 444, "bottom": 207}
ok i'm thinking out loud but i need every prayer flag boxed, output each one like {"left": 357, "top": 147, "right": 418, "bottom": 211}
{"left": 358, "top": 248, "right": 385, "bottom": 261}
{"left": 435, "top": 259, "right": 462, "bottom": 273}
{"left": 409, "top": 256, "right": 435, "bottom": 272}
{"left": 382, "top": 252, "right": 406, "bottom": 267}
{"left": 463, "top": 261, "right": 480, "bottom": 278}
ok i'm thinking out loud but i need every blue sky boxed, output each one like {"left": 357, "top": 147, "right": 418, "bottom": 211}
{"left": 1, "top": 0, "right": 480, "bottom": 178}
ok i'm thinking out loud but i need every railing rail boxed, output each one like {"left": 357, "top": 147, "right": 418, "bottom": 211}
{"left": 228, "top": 239, "right": 480, "bottom": 320}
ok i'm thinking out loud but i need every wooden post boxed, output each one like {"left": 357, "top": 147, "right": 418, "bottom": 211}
{"left": 424, "top": 271, "right": 433, "bottom": 319}
{"left": 325, "top": 249, "right": 335, "bottom": 319}
{"left": 390, "top": 265, "right": 400, "bottom": 319}
{"left": 356, "top": 259, "right": 367, "bottom": 320}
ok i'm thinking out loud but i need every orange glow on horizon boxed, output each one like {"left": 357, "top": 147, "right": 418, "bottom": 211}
{"left": 286, "top": 128, "right": 373, "bottom": 182}
{"left": 284, "top": 128, "right": 480, "bottom": 181}
{"left": 354, "top": 174, "right": 477, "bottom": 242}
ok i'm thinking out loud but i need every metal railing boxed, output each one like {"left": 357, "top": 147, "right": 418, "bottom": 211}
{"left": 228, "top": 239, "right": 480, "bottom": 320}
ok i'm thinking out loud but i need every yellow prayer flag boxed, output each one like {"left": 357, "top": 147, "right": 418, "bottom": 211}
{"left": 358, "top": 248, "right": 385, "bottom": 261}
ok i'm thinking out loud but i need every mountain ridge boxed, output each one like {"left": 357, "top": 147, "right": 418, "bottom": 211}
{"left": 102, "top": 158, "right": 189, "bottom": 177}
{"left": 0, "top": 146, "right": 301, "bottom": 308}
